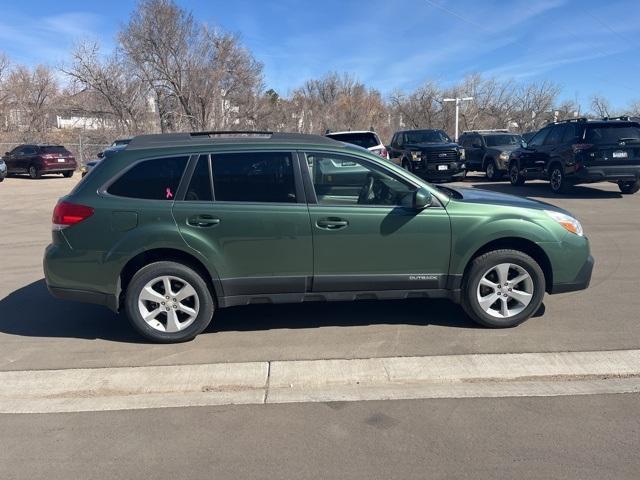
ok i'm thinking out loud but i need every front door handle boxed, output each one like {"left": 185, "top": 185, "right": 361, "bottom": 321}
{"left": 316, "top": 218, "right": 349, "bottom": 230}
{"left": 187, "top": 214, "right": 220, "bottom": 227}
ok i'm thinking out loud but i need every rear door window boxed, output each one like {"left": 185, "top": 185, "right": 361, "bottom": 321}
{"left": 211, "top": 151, "right": 297, "bottom": 203}
{"left": 107, "top": 156, "right": 188, "bottom": 200}
{"left": 184, "top": 155, "right": 213, "bottom": 202}
{"left": 543, "top": 125, "right": 566, "bottom": 146}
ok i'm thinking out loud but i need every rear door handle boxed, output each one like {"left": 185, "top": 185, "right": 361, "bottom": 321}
{"left": 187, "top": 215, "right": 220, "bottom": 227}
{"left": 316, "top": 218, "right": 349, "bottom": 230}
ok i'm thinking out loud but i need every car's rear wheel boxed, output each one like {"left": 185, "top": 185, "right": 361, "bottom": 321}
{"left": 509, "top": 162, "right": 525, "bottom": 186}
{"left": 63, "top": 171, "right": 74, "bottom": 178}
{"left": 618, "top": 180, "right": 640, "bottom": 194}
{"left": 124, "top": 261, "right": 214, "bottom": 343}
{"left": 549, "top": 164, "right": 568, "bottom": 193}
{"left": 461, "top": 249, "right": 545, "bottom": 328}
{"left": 29, "top": 165, "right": 41, "bottom": 179}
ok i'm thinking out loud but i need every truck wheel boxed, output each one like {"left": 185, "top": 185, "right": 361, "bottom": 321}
{"left": 29, "top": 165, "right": 41, "bottom": 179}
{"left": 509, "top": 162, "right": 525, "bottom": 186}
{"left": 549, "top": 164, "right": 568, "bottom": 193}
{"left": 618, "top": 180, "right": 640, "bottom": 194}
{"left": 485, "top": 160, "right": 500, "bottom": 181}
{"left": 461, "top": 249, "right": 545, "bottom": 328}
{"left": 125, "top": 261, "right": 214, "bottom": 343}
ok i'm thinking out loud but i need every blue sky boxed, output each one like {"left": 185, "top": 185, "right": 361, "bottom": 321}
{"left": 1, "top": 0, "right": 639, "bottom": 109}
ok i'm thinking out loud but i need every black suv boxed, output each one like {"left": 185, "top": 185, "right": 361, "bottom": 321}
{"left": 388, "top": 129, "right": 465, "bottom": 181}
{"left": 459, "top": 130, "right": 523, "bottom": 180}
{"left": 508, "top": 117, "right": 640, "bottom": 194}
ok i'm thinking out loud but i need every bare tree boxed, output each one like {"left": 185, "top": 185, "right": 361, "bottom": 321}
{"left": 119, "top": 0, "right": 263, "bottom": 131}
{"left": 4, "top": 64, "right": 58, "bottom": 133}
{"left": 62, "top": 42, "right": 149, "bottom": 134}
{"left": 590, "top": 95, "right": 612, "bottom": 118}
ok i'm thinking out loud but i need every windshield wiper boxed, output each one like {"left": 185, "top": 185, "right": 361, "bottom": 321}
{"left": 618, "top": 137, "right": 640, "bottom": 143}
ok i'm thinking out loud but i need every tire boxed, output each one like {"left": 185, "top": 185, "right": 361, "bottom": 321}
{"left": 63, "top": 170, "right": 74, "bottom": 178}
{"left": 124, "top": 261, "right": 214, "bottom": 343}
{"left": 549, "top": 164, "right": 568, "bottom": 194}
{"left": 461, "top": 249, "right": 545, "bottom": 328}
{"left": 485, "top": 160, "right": 500, "bottom": 181}
{"left": 509, "top": 162, "right": 525, "bottom": 186}
{"left": 29, "top": 165, "right": 41, "bottom": 179}
{"left": 618, "top": 180, "right": 640, "bottom": 195}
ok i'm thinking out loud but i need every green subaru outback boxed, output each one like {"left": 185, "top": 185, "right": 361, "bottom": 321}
{"left": 44, "top": 131, "right": 593, "bottom": 343}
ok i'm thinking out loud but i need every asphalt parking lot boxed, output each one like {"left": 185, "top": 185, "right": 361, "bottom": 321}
{"left": 0, "top": 174, "right": 639, "bottom": 371}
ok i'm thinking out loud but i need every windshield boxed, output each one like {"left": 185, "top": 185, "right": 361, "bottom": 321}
{"left": 326, "top": 132, "right": 380, "bottom": 149}
{"left": 485, "top": 134, "right": 522, "bottom": 147}
{"left": 405, "top": 130, "right": 451, "bottom": 144}
{"left": 585, "top": 124, "right": 640, "bottom": 144}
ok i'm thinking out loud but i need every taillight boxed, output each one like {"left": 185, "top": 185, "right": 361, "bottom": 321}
{"left": 572, "top": 143, "right": 593, "bottom": 153}
{"left": 52, "top": 201, "right": 94, "bottom": 230}
{"left": 379, "top": 148, "right": 388, "bottom": 159}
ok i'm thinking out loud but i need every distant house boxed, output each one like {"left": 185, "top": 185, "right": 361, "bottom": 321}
{"left": 55, "top": 114, "right": 111, "bottom": 130}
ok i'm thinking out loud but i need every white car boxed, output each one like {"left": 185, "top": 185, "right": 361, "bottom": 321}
{"left": 325, "top": 130, "right": 390, "bottom": 160}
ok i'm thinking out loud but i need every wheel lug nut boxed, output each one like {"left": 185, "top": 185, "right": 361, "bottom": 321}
{"left": 161, "top": 302, "right": 165, "bottom": 305}
{"left": 165, "top": 307, "right": 170, "bottom": 311}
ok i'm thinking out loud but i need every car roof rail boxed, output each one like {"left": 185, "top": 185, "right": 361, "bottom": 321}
{"left": 602, "top": 116, "right": 630, "bottom": 121}
{"left": 461, "top": 129, "right": 510, "bottom": 134}
{"left": 553, "top": 118, "right": 589, "bottom": 124}
{"left": 126, "top": 130, "right": 340, "bottom": 150}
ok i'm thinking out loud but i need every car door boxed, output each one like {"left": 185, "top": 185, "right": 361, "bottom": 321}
{"left": 519, "top": 127, "right": 551, "bottom": 173}
{"left": 540, "top": 125, "right": 567, "bottom": 172}
{"left": 4, "top": 146, "right": 23, "bottom": 172}
{"left": 464, "top": 135, "right": 483, "bottom": 169}
{"left": 388, "top": 133, "right": 403, "bottom": 165}
{"left": 21, "top": 145, "right": 38, "bottom": 172}
{"left": 172, "top": 151, "right": 313, "bottom": 297}
{"left": 301, "top": 150, "right": 451, "bottom": 292}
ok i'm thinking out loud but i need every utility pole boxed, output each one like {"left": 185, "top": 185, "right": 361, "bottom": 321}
{"left": 443, "top": 96, "right": 473, "bottom": 142}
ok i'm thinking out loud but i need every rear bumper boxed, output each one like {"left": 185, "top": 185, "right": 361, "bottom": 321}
{"left": 550, "top": 254, "right": 594, "bottom": 294}
{"left": 573, "top": 165, "right": 640, "bottom": 183}
{"left": 47, "top": 285, "right": 118, "bottom": 311}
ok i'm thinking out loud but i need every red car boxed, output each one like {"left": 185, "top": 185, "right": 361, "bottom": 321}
{"left": 3, "top": 144, "right": 77, "bottom": 179}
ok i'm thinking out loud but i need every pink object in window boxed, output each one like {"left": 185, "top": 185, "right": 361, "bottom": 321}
{"left": 166, "top": 188, "right": 173, "bottom": 199}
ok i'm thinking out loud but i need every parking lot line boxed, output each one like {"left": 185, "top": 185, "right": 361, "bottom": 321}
{"left": 2, "top": 350, "right": 639, "bottom": 414}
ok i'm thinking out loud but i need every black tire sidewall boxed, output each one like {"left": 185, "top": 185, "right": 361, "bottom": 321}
{"left": 462, "top": 250, "right": 545, "bottom": 328}
{"left": 549, "top": 165, "right": 566, "bottom": 193}
{"left": 618, "top": 180, "right": 640, "bottom": 194}
{"left": 125, "top": 261, "right": 214, "bottom": 343}
{"left": 509, "top": 163, "right": 523, "bottom": 185}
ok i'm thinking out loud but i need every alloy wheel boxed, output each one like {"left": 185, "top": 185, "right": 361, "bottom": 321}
{"left": 476, "top": 263, "right": 533, "bottom": 319}
{"left": 486, "top": 163, "right": 495, "bottom": 179}
{"left": 138, "top": 275, "right": 200, "bottom": 333}
{"left": 550, "top": 168, "right": 563, "bottom": 191}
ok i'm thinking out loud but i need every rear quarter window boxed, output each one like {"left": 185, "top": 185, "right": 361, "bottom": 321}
{"left": 107, "top": 156, "right": 188, "bottom": 200}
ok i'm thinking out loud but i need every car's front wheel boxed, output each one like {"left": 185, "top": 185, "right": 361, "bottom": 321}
{"left": 485, "top": 160, "right": 500, "bottom": 181}
{"left": 618, "top": 180, "right": 640, "bottom": 194}
{"left": 509, "top": 162, "right": 525, "bottom": 186}
{"left": 124, "top": 261, "right": 214, "bottom": 343}
{"left": 29, "top": 165, "right": 41, "bottom": 179}
{"left": 461, "top": 249, "right": 545, "bottom": 328}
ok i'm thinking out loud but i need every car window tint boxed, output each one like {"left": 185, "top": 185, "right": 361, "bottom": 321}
{"left": 561, "top": 124, "right": 578, "bottom": 143}
{"left": 306, "top": 152, "right": 416, "bottom": 207}
{"left": 107, "top": 156, "right": 188, "bottom": 200}
{"left": 184, "top": 155, "right": 213, "bottom": 202}
{"left": 544, "top": 125, "right": 566, "bottom": 146}
{"left": 528, "top": 128, "right": 550, "bottom": 147}
{"left": 42, "top": 146, "right": 69, "bottom": 155}
{"left": 585, "top": 124, "right": 640, "bottom": 144}
{"left": 211, "top": 151, "right": 296, "bottom": 203}
{"left": 326, "top": 132, "right": 379, "bottom": 149}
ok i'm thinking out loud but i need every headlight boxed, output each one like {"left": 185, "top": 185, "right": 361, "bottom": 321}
{"left": 459, "top": 148, "right": 465, "bottom": 160}
{"left": 411, "top": 151, "right": 421, "bottom": 161}
{"left": 545, "top": 210, "right": 584, "bottom": 236}
{"left": 499, "top": 151, "right": 509, "bottom": 161}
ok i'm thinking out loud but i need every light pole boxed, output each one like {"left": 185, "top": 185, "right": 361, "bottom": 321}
{"left": 443, "top": 96, "right": 473, "bottom": 142}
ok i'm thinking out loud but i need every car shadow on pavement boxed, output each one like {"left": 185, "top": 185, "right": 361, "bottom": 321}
{"left": 0, "top": 279, "right": 486, "bottom": 342}
{"left": 0, "top": 279, "right": 140, "bottom": 342}
{"left": 467, "top": 181, "right": 623, "bottom": 200}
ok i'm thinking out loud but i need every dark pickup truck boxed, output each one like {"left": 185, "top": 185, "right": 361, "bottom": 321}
{"left": 388, "top": 129, "right": 466, "bottom": 181}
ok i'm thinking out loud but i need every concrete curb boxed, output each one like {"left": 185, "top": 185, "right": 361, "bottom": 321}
{"left": 2, "top": 350, "right": 640, "bottom": 413}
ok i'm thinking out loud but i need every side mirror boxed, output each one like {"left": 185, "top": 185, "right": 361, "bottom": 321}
{"left": 521, "top": 141, "right": 528, "bottom": 149}
{"left": 413, "top": 187, "right": 432, "bottom": 210}
{"left": 97, "top": 151, "right": 104, "bottom": 158}
{"left": 4, "top": 152, "right": 9, "bottom": 156}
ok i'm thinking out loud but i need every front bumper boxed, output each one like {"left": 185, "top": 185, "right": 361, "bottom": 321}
{"left": 550, "top": 254, "right": 594, "bottom": 294}
{"left": 414, "top": 161, "right": 466, "bottom": 180}
{"left": 573, "top": 165, "right": 640, "bottom": 183}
